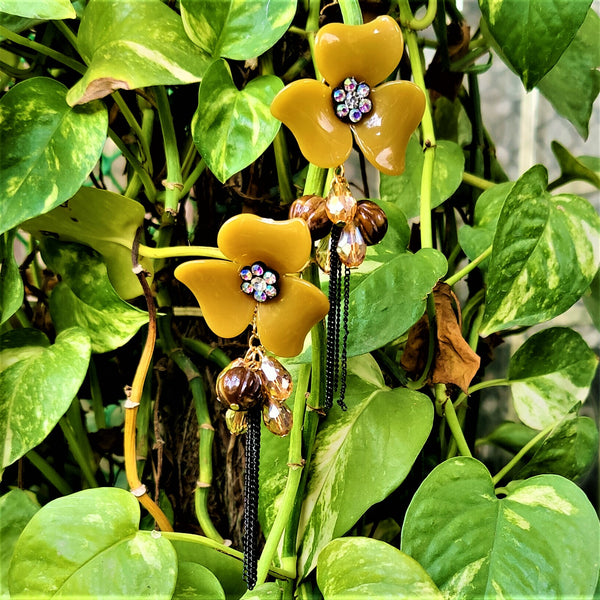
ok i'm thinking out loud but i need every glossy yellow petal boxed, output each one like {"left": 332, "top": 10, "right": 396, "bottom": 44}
{"left": 352, "top": 81, "right": 426, "bottom": 176}
{"left": 218, "top": 213, "right": 313, "bottom": 274}
{"left": 314, "top": 16, "right": 403, "bottom": 88}
{"left": 174, "top": 260, "right": 255, "bottom": 338}
{"left": 257, "top": 276, "right": 329, "bottom": 357}
{"left": 270, "top": 79, "right": 353, "bottom": 169}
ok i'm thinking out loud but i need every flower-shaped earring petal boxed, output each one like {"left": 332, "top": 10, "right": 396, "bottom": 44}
{"left": 270, "top": 15, "right": 426, "bottom": 176}
{"left": 174, "top": 214, "right": 329, "bottom": 357}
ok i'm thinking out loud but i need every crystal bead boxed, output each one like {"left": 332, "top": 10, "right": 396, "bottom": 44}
{"left": 326, "top": 179, "right": 356, "bottom": 225}
{"left": 344, "top": 77, "right": 357, "bottom": 92}
{"left": 337, "top": 221, "right": 367, "bottom": 267}
{"left": 252, "top": 277, "right": 266, "bottom": 292}
{"left": 251, "top": 263, "right": 264, "bottom": 276}
{"left": 225, "top": 409, "right": 247, "bottom": 435}
{"left": 349, "top": 108, "right": 362, "bottom": 123}
{"left": 262, "top": 400, "right": 293, "bottom": 436}
{"left": 333, "top": 88, "right": 346, "bottom": 102}
{"left": 240, "top": 268, "right": 252, "bottom": 281}
{"left": 336, "top": 104, "right": 349, "bottom": 118}
{"left": 315, "top": 235, "right": 331, "bottom": 273}
{"left": 355, "top": 200, "right": 388, "bottom": 246}
{"left": 259, "top": 354, "right": 293, "bottom": 402}
{"left": 254, "top": 290, "right": 267, "bottom": 302}
{"left": 265, "top": 284, "right": 277, "bottom": 298}
{"left": 359, "top": 98, "right": 372, "bottom": 114}
{"left": 289, "top": 195, "right": 332, "bottom": 240}
{"left": 241, "top": 281, "right": 254, "bottom": 294}
{"left": 216, "top": 359, "right": 263, "bottom": 410}
{"left": 263, "top": 271, "right": 277, "bottom": 285}
{"left": 357, "top": 83, "right": 370, "bottom": 97}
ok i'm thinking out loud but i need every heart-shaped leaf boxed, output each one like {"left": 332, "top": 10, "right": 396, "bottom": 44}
{"left": 479, "top": 0, "right": 591, "bottom": 90}
{"left": 0, "top": 329, "right": 49, "bottom": 374}
{"left": 0, "top": 327, "right": 90, "bottom": 469}
{"left": 41, "top": 239, "right": 149, "bottom": 354}
{"left": 402, "top": 457, "right": 600, "bottom": 599}
{"left": 0, "top": 489, "right": 39, "bottom": 598}
{"left": 457, "top": 181, "right": 514, "bottom": 267}
{"left": 23, "top": 187, "right": 150, "bottom": 300}
{"left": 317, "top": 537, "right": 443, "bottom": 600}
{"left": 181, "top": 0, "right": 296, "bottom": 60}
{"left": 0, "top": 230, "right": 22, "bottom": 325}
{"left": 508, "top": 327, "right": 598, "bottom": 429}
{"left": 8, "top": 488, "right": 177, "bottom": 598}
{"left": 347, "top": 248, "right": 447, "bottom": 356}
{"left": 297, "top": 380, "right": 433, "bottom": 576}
{"left": 551, "top": 140, "right": 600, "bottom": 188}
{"left": 537, "top": 8, "right": 600, "bottom": 139}
{"left": 0, "top": 0, "right": 75, "bottom": 20}
{"left": 379, "top": 137, "right": 464, "bottom": 219}
{"left": 480, "top": 165, "right": 600, "bottom": 336}
{"left": 173, "top": 562, "right": 225, "bottom": 600}
{"left": 0, "top": 77, "right": 107, "bottom": 235}
{"left": 192, "top": 59, "right": 283, "bottom": 182}
{"left": 67, "top": 0, "right": 210, "bottom": 105}
{"left": 240, "top": 582, "right": 283, "bottom": 599}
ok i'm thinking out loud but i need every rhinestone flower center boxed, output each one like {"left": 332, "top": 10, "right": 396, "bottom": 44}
{"left": 332, "top": 77, "right": 372, "bottom": 124}
{"left": 240, "top": 262, "right": 279, "bottom": 303}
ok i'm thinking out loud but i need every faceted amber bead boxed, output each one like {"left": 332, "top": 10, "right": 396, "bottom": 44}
{"left": 355, "top": 200, "right": 388, "bottom": 246}
{"left": 325, "top": 178, "right": 356, "bottom": 225}
{"left": 259, "top": 354, "right": 293, "bottom": 402}
{"left": 316, "top": 235, "right": 331, "bottom": 274}
{"left": 216, "top": 359, "right": 263, "bottom": 411}
{"left": 337, "top": 221, "right": 367, "bottom": 267}
{"left": 262, "top": 400, "right": 293, "bottom": 437}
{"left": 289, "top": 195, "right": 331, "bottom": 240}
{"left": 225, "top": 409, "right": 248, "bottom": 435}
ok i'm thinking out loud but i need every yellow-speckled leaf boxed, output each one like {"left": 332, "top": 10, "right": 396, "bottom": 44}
{"left": 480, "top": 165, "right": 600, "bottom": 336}
{"left": 402, "top": 457, "right": 600, "bottom": 599}
{"left": 22, "top": 187, "right": 150, "bottom": 300}
{"left": 192, "top": 59, "right": 283, "bottom": 183}
{"left": 0, "top": 77, "right": 107, "bottom": 235}
{"left": 0, "top": 0, "right": 75, "bottom": 20}
{"left": 67, "top": 0, "right": 210, "bottom": 105}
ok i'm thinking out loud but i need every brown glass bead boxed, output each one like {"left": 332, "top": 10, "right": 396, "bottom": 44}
{"left": 225, "top": 409, "right": 248, "bottom": 435}
{"left": 337, "top": 221, "right": 367, "bottom": 267}
{"left": 262, "top": 400, "right": 293, "bottom": 437}
{"left": 216, "top": 359, "right": 263, "bottom": 411}
{"left": 325, "top": 178, "right": 356, "bottom": 225}
{"left": 289, "top": 195, "right": 332, "bottom": 240}
{"left": 259, "top": 354, "right": 293, "bottom": 402}
{"left": 355, "top": 200, "right": 388, "bottom": 246}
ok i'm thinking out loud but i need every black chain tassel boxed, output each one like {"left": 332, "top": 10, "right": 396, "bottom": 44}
{"left": 243, "top": 406, "right": 261, "bottom": 589}
{"left": 337, "top": 266, "right": 351, "bottom": 410}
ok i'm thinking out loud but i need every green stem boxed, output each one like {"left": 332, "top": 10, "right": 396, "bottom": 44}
{"left": 256, "top": 364, "right": 311, "bottom": 585}
{"left": 407, "top": 294, "right": 436, "bottom": 389}
{"left": 492, "top": 424, "right": 553, "bottom": 485}
{"left": 444, "top": 244, "right": 492, "bottom": 287}
{"left": 180, "top": 159, "right": 206, "bottom": 200}
{"left": 53, "top": 21, "right": 79, "bottom": 53}
{"left": 338, "top": 0, "right": 363, "bottom": 25}
{"left": 467, "top": 304, "right": 485, "bottom": 350}
{"left": 462, "top": 171, "right": 495, "bottom": 190}
{"left": 181, "top": 337, "right": 231, "bottom": 370}
{"left": 0, "top": 25, "right": 86, "bottom": 73}
{"left": 436, "top": 384, "right": 471, "bottom": 457}
{"left": 137, "top": 243, "right": 226, "bottom": 260}
{"left": 397, "top": 0, "right": 438, "bottom": 30}
{"left": 454, "top": 378, "right": 510, "bottom": 409}
{"left": 26, "top": 450, "right": 73, "bottom": 495}
{"left": 160, "top": 531, "right": 294, "bottom": 580}
{"left": 89, "top": 358, "right": 106, "bottom": 430}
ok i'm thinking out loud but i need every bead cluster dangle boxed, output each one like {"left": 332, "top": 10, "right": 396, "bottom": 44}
{"left": 289, "top": 166, "right": 388, "bottom": 410}
{"left": 214, "top": 310, "right": 294, "bottom": 589}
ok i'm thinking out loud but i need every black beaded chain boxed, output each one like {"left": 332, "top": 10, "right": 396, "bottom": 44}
{"left": 243, "top": 406, "right": 261, "bottom": 589}
{"left": 337, "top": 266, "right": 351, "bottom": 410}
{"left": 325, "top": 226, "right": 342, "bottom": 410}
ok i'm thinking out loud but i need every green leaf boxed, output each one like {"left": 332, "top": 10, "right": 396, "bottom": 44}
{"left": 508, "top": 327, "right": 598, "bottom": 429}
{"left": 432, "top": 97, "right": 472, "bottom": 148}
{"left": 164, "top": 532, "right": 248, "bottom": 600}
{"left": 366, "top": 200, "right": 410, "bottom": 260}
{"left": 192, "top": 59, "right": 283, "bottom": 183}
{"left": 0, "top": 0, "right": 75, "bottom": 20}
{"left": 379, "top": 137, "right": 464, "bottom": 219}
{"left": 478, "top": 0, "right": 591, "bottom": 90}
{"left": 173, "top": 562, "right": 226, "bottom": 600}
{"left": 0, "top": 230, "right": 22, "bottom": 325}
{"left": 480, "top": 165, "right": 600, "bottom": 336}
{"left": 67, "top": 0, "right": 210, "bottom": 105}
{"left": 0, "top": 13, "right": 39, "bottom": 38}
{"left": 317, "top": 537, "right": 443, "bottom": 600}
{"left": 0, "top": 77, "right": 107, "bottom": 235}
{"left": 477, "top": 421, "right": 538, "bottom": 455}
{"left": 240, "top": 582, "right": 283, "bottom": 600}
{"left": 0, "top": 489, "right": 39, "bottom": 599}
{"left": 8, "top": 488, "right": 178, "bottom": 598}
{"left": 583, "top": 268, "right": 600, "bottom": 330}
{"left": 0, "top": 327, "right": 91, "bottom": 469}
{"left": 537, "top": 9, "right": 600, "bottom": 139}
{"left": 457, "top": 181, "right": 514, "bottom": 267}
{"left": 181, "top": 0, "right": 296, "bottom": 60}
{"left": 297, "top": 378, "right": 433, "bottom": 577}
{"left": 347, "top": 248, "right": 447, "bottom": 356}
{"left": 551, "top": 140, "right": 600, "bottom": 188}
{"left": 40, "top": 239, "right": 149, "bottom": 353}
{"left": 0, "top": 329, "right": 49, "bottom": 374}
{"left": 402, "top": 457, "right": 600, "bottom": 599}
{"left": 519, "top": 408, "right": 599, "bottom": 481}
{"left": 22, "top": 187, "right": 151, "bottom": 300}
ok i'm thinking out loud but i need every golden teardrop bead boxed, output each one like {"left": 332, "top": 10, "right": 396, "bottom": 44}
{"left": 225, "top": 409, "right": 248, "bottom": 435}
{"left": 337, "top": 221, "right": 367, "bottom": 267}
{"left": 262, "top": 400, "right": 293, "bottom": 437}
{"left": 259, "top": 354, "right": 293, "bottom": 402}
{"left": 325, "top": 178, "right": 357, "bottom": 225}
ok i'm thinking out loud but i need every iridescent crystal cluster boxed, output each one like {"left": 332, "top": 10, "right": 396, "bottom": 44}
{"left": 332, "top": 77, "right": 372, "bottom": 123}
{"left": 216, "top": 348, "right": 293, "bottom": 437}
{"left": 289, "top": 174, "right": 388, "bottom": 270}
{"left": 239, "top": 262, "right": 279, "bottom": 303}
